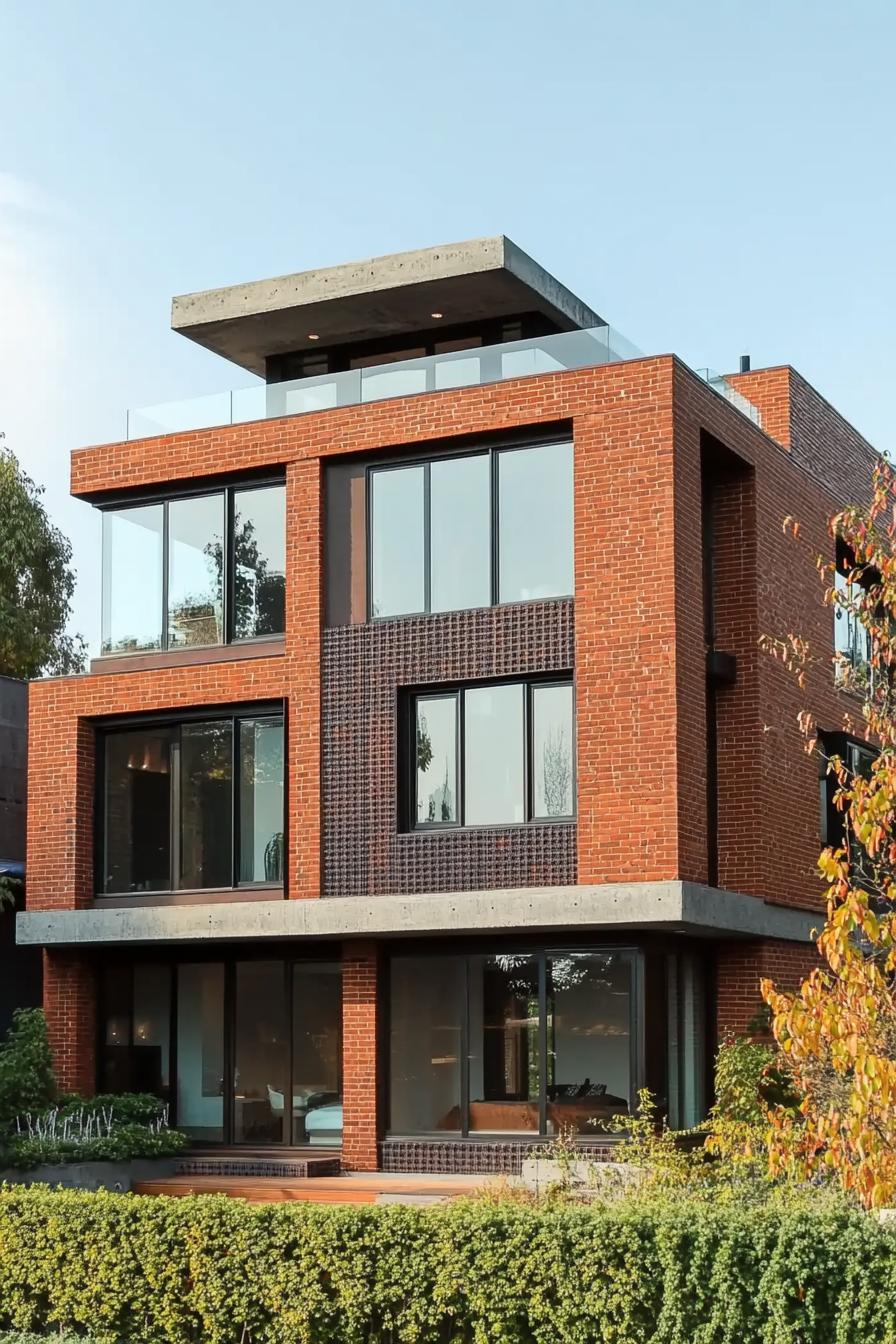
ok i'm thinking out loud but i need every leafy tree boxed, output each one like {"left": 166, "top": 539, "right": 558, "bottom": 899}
{"left": 0, "top": 440, "right": 85, "bottom": 678}
{"left": 760, "top": 462, "right": 896, "bottom": 1208}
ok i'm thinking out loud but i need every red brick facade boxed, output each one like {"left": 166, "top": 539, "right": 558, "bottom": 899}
{"left": 716, "top": 939, "right": 823, "bottom": 1038}
{"left": 26, "top": 352, "right": 880, "bottom": 1165}
{"left": 340, "top": 943, "right": 381, "bottom": 1171}
{"left": 42, "top": 950, "right": 96, "bottom": 1096}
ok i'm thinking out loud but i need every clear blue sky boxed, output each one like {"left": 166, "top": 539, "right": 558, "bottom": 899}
{"left": 2, "top": 0, "right": 894, "bottom": 654}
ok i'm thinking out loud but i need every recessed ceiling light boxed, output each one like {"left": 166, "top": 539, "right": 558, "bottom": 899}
{"left": 431, "top": 311, "right": 443, "bottom": 319}
{"left": 308, "top": 332, "right": 320, "bottom": 340}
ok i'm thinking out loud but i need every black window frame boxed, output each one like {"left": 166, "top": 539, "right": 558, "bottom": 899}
{"left": 99, "top": 476, "right": 286, "bottom": 657}
{"left": 404, "top": 675, "right": 576, "bottom": 831}
{"left": 95, "top": 703, "right": 286, "bottom": 897}
{"left": 366, "top": 439, "right": 574, "bottom": 622}
{"left": 819, "top": 728, "right": 877, "bottom": 853}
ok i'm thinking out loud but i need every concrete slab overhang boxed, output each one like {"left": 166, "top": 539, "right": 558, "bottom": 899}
{"left": 17, "top": 882, "right": 819, "bottom": 949}
{"left": 170, "top": 236, "right": 606, "bottom": 377}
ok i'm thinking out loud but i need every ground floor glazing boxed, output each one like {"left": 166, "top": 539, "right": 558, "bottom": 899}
{"left": 97, "top": 935, "right": 710, "bottom": 1152}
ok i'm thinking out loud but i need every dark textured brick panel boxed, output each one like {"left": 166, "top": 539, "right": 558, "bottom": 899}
{"left": 380, "top": 1139, "right": 616, "bottom": 1175}
{"left": 322, "top": 600, "right": 576, "bottom": 896}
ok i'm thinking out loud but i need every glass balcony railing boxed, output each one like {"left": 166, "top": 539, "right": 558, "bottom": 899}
{"left": 125, "top": 328, "right": 761, "bottom": 439}
{"left": 693, "top": 368, "right": 762, "bottom": 426}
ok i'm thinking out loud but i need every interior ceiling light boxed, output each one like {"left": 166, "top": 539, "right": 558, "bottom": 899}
{"left": 430, "top": 311, "right": 443, "bottom": 319}
{"left": 308, "top": 332, "right": 320, "bottom": 340}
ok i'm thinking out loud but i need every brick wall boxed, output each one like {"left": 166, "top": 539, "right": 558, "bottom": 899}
{"left": 43, "top": 950, "right": 96, "bottom": 1095}
{"left": 672, "top": 362, "right": 879, "bottom": 910}
{"left": 716, "top": 938, "right": 822, "bottom": 1039}
{"left": 341, "top": 942, "right": 381, "bottom": 1170}
{"left": 574, "top": 363, "right": 684, "bottom": 883}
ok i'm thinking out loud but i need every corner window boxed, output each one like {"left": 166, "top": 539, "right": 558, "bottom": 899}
{"left": 409, "top": 678, "right": 574, "bottom": 829}
{"left": 100, "top": 481, "right": 285, "bottom": 655}
{"left": 369, "top": 440, "right": 573, "bottom": 619}
{"left": 100, "top": 710, "right": 284, "bottom": 895}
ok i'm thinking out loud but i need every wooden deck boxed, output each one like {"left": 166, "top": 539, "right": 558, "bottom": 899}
{"left": 132, "top": 1172, "right": 488, "bottom": 1205}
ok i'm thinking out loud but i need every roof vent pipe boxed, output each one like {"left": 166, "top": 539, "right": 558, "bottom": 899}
{"left": 739, "top": 354, "right": 751, "bottom": 373}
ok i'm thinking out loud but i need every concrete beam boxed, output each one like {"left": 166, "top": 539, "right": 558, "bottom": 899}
{"left": 17, "top": 882, "right": 820, "bottom": 949}
{"left": 170, "top": 236, "right": 605, "bottom": 376}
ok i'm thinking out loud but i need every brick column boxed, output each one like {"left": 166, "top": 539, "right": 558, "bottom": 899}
{"left": 285, "top": 456, "right": 323, "bottom": 898}
{"left": 574, "top": 379, "right": 680, "bottom": 884}
{"left": 43, "top": 950, "right": 96, "bottom": 1096}
{"left": 341, "top": 941, "right": 381, "bottom": 1171}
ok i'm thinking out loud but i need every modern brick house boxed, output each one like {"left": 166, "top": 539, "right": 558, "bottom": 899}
{"left": 17, "top": 237, "right": 877, "bottom": 1173}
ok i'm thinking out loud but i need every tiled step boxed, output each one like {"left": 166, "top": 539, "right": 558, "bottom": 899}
{"left": 176, "top": 1155, "right": 341, "bottom": 1179}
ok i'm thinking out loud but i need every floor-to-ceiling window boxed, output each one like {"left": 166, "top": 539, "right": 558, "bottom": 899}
{"left": 99, "top": 957, "right": 342, "bottom": 1147}
{"left": 389, "top": 947, "right": 703, "bottom": 1138}
{"left": 234, "top": 962, "right": 288, "bottom": 1144}
{"left": 176, "top": 963, "right": 225, "bottom": 1142}
{"left": 467, "top": 954, "right": 541, "bottom": 1132}
{"left": 389, "top": 957, "right": 464, "bottom": 1134}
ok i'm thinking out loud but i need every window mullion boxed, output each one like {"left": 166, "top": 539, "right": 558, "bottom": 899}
{"left": 525, "top": 681, "right": 533, "bottom": 823}
{"left": 538, "top": 953, "right": 548, "bottom": 1136}
{"left": 170, "top": 733, "right": 181, "bottom": 892}
{"left": 223, "top": 489, "right": 234, "bottom": 644}
{"left": 230, "top": 718, "right": 238, "bottom": 888}
{"left": 424, "top": 462, "right": 432, "bottom": 614}
{"left": 460, "top": 955, "right": 470, "bottom": 1138}
{"left": 494, "top": 448, "right": 502, "bottom": 602}
{"left": 161, "top": 501, "right": 170, "bottom": 651}
{"left": 458, "top": 690, "right": 465, "bottom": 826}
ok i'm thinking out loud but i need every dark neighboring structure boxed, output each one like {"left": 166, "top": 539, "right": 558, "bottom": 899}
{"left": 0, "top": 676, "right": 40, "bottom": 1034}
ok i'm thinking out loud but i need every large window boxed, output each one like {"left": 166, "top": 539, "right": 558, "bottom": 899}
{"left": 410, "top": 679, "right": 574, "bottom": 829}
{"left": 99, "top": 958, "right": 342, "bottom": 1147}
{"left": 369, "top": 441, "right": 573, "bottom": 619}
{"left": 100, "top": 710, "right": 284, "bottom": 895}
{"left": 100, "top": 481, "right": 285, "bottom": 655}
{"left": 389, "top": 949, "right": 639, "bottom": 1136}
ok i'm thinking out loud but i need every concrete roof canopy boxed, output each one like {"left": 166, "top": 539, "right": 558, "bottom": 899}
{"left": 170, "top": 236, "right": 606, "bottom": 377}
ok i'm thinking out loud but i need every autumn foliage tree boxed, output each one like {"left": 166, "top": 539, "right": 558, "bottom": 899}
{"left": 760, "top": 461, "right": 896, "bottom": 1209}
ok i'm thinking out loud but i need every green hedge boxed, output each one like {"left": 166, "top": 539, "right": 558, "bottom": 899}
{"left": 0, "top": 1186, "right": 895, "bottom": 1343}
{"left": 0, "top": 1334, "right": 95, "bottom": 1342}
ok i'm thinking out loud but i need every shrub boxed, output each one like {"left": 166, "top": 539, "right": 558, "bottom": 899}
{"left": 0, "top": 1012, "right": 55, "bottom": 1132}
{"left": 2, "top": 1123, "right": 188, "bottom": 1172}
{"left": 0, "top": 1185, "right": 894, "bottom": 1343}
{"left": 56, "top": 1094, "right": 169, "bottom": 1126}
{"left": 0, "top": 1334, "right": 97, "bottom": 1342}
{"left": 4, "top": 1100, "right": 188, "bottom": 1172}
{"left": 0, "top": 1012, "right": 187, "bottom": 1170}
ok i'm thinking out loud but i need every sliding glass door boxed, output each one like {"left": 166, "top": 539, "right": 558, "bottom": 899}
{"left": 389, "top": 948, "right": 643, "bottom": 1137}
{"left": 100, "top": 957, "right": 342, "bottom": 1147}
{"left": 176, "top": 963, "right": 225, "bottom": 1142}
{"left": 233, "top": 962, "right": 288, "bottom": 1144}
